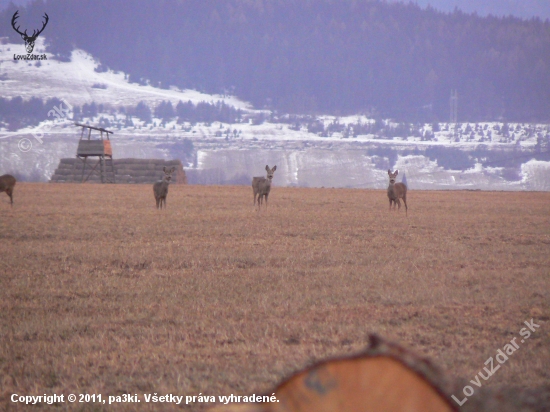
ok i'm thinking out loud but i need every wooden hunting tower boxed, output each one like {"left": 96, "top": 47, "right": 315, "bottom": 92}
{"left": 73, "top": 123, "right": 115, "bottom": 183}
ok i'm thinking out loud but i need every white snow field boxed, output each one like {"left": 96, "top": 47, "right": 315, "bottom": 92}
{"left": 1, "top": 37, "right": 549, "bottom": 189}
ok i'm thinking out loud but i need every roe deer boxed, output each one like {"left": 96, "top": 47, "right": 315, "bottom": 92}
{"left": 153, "top": 167, "right": 175, "bottom": 209}
{"left": 387, "top": 169, "right": 408, "bottom": 215}
{"left": 0, "top": 174, "right": 16, "bottom": 207}
{"left": 252, "top": 165, "right": 277, "bottom": 209}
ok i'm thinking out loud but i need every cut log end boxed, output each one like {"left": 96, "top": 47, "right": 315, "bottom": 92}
{"left": 208, "top": 335, "right": 458, "bottom": 412}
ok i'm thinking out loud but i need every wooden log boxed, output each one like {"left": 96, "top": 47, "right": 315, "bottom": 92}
{"left": 208, "top": 335, "right": 457, "bottom": 412}
{"left": 122, "top": 164, "right": 154, "bottom": 171}
{"left": 50, "top": 158, "right": 186, "bottom": 184}
{"left": 120, "top": 159, "right": 150, "bottom": 164}
{"left": 126, "top": 170, "right": 154, "bottom": 177}
{"left": 135, "top": 177, "right": 156, "bottom": 183}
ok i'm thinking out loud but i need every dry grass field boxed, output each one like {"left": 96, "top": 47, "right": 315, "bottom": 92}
{"left": 1, "top": 183, "right": 549, "bottom": 411}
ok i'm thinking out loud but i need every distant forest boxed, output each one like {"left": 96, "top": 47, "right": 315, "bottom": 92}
{"left": 0, "top": 96, "right": 243, "bottom": 130}
{"left": 2, "top": 0, "right": 550, "bottom": 122}
{"left": 0, "top": 96, "right": 69, "bottom": 130}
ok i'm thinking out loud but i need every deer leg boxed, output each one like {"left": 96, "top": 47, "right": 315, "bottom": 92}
{"left": 7, "top": 188, "right": 13, "bottom": 206}
{"left": 403, "top": 195, "right": 408, "bottom": 216}
{"left": 396, "top": 199, "right": 401, "bottom": 210}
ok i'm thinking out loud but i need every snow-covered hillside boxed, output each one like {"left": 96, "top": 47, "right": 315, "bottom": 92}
{"left": 0, "top": 37, "right": 249, "bottom": 109}
{"left": 1, "top": 38, "right": 549, "bottom": 190}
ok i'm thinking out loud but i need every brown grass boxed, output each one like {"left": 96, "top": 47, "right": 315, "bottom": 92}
{"left": 1, "top": 184, "right": 549, "bottom": 411}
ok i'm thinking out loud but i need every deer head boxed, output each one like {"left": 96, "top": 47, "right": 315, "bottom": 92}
{"left": 11, "top": 11, "right": 49, "bottom": 54}
{"left": 388, "top": 169, "right": 399, "bottom": 184}
{"left": 265, "top": 165, "right": 277, "bottom": 180}
{"left": 162, "top": 166, "right": 176, "bottom": 182}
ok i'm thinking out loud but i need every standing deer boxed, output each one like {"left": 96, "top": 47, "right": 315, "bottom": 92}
{"left": 387, "top": 169, "right": 408, "bottom": 215}
{"left": 252, "top": 165, "right": 277, "bottom": 210}
{"left": 0, "top": 174, "right": 16, "bottom": 207}
{"left": 153, "top": 167, "right": 175, "bottom": 209}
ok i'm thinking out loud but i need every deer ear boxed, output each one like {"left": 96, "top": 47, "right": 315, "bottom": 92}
{"left": 272, "top": 165, "right": 277, "bottom": 171}
{"left": 388, "top": 169, "right": 392, "bottom": 175}
{"left": 395, "top": 170, "right": 399, "bottom": 175}
{"left": 163, "top": 166, "right": 167, "bottom": 172}
{"left": 265, "top": 165, "right": 270, "bottom": 171}
{"left": 171, "top": 167, "right": 176, "bottom": 173}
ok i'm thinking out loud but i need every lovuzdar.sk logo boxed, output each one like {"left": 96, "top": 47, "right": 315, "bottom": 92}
{"left": 11, "top": 10, "right": 49, "bottom": 61}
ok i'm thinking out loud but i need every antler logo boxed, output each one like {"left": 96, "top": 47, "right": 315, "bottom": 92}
{"left": 11, "top": 10, "right": 49, "bottom": 54}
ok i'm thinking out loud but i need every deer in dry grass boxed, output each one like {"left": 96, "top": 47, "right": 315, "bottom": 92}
{"left": 387, "top": 169, "right": 408, "bottom": 215}
{"left": 153, "top": 167, "right": 175, "bottom": 209}
{"left": 0, "top": 174, "right": 16, "bottom": 207}
{"left": 252, "top": 165, "right": 277, "bottom": 210}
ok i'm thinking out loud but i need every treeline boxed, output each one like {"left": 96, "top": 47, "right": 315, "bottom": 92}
{"left": 0, "top": 96, "right": 69, "bottom": 131}
{"left": 276, "top": 114, "right": 437, "bottom": 140}
{"left": 2, "top": 0, "right": 550, "bottom": 121}
{"left": 0, "top": 97, "right": 243, "bottom": 130}
{"left": 72, "top": 100, "right": 242, "bottom": 125}
{"left": 150, "top": 100, "right": 242, "bottom": 124}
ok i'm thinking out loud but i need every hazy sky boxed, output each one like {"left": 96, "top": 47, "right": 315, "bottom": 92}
{"left": 2, "top": 0, "right": 550, "bottom": 20}
{"left": 388, "top": 0, "right": 550, "bottom": 20}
